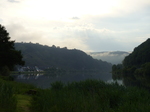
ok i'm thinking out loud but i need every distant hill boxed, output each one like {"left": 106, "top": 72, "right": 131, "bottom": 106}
{"left": 14, "top": 42, "right": 112, "bottom": 72}
{"left": 87, "top": 51, "right": 130, "bottom": 64}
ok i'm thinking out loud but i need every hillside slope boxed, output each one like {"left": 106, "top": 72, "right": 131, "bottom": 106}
{"left": 15, "top": 43, "right": 112, "bottom": 72}
{"left": 123, "top": 38, "right": 150, "bottom": 67}
{"left": 112, "top": 38, "right": 150, "bottom": 88}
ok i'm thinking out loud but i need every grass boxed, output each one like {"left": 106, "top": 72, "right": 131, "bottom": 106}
{"left": 30, "top": 79, "right": 150, "bottom": 112}
{"left": 16, "top": 94, "right": 31, "bottom": 112}
{"left": 0, "top": 78, "right": 36, "bottom": 112}
{"left": 1, "top": 77, "right": 150, "bottom": 112}
{"left": 0, "top": 79, "right": 17, "bottom": 112}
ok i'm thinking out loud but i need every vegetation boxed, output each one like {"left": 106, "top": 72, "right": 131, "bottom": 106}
{"left": 123, "top": 38, "right": 150, "bottom": 67}
{"left": 30, "top": 79, "right": 150, "bottom": 112}
{"left": 1, "top": 24, "right": 150, "bottom": 112}
{"left": 15, "top": 42, "right": 112, "bottom": 72}
{"left": 0, "top": 79, "right": 17, "bottom": 112}
{"left": 16, "top": 94, "right": 32, "bottom": 112}
{"left": 1, "top": 75, "right": 150, "bottom": 112}
{"left": 0, "top": 24, "right": 24, "bottom": 75}
{"left": 0, "top": 77, "right": 36, "bottom": 112}
{"left": 112, "top": 38, "right": 150, "bottom": 89}
{"left": 112, "top": 64, "right": 123, "bottom": 79}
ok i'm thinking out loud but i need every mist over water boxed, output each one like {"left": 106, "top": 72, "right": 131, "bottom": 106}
{"left": 87, "top": 51, "right": 130, "bottom": 64}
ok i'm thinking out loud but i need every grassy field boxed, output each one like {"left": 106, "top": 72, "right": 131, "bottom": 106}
{"left": 0, "top": 78, "right": 150, "bottom": 112}
{"left": 16, "top": 95, "right": 31, "bottom": 112}
{"left": 0, "top": 78, "right": 35, "bottom": 112}
{"left": 30, "top": 80, "right": 150, "bottom": 112}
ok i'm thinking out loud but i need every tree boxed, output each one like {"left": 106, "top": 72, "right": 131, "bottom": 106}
{"left": 0, "top": 24, "right": 24, "bottom": 74}
{"left": 123, "top": 38, "right": 150, "bottom": 67}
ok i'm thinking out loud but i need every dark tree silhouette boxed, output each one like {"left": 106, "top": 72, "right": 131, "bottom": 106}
{"left": 0, "top": 24, "right": 24, "bottom": 74}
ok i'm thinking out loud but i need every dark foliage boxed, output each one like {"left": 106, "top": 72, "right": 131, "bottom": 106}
{"left": 0, "top": 24, "right": 24, "bottom": 72}
{"left": 112, "top": 64, "right": 123, "bottom": 79}
{"left": 112, "top": 38, "right": 150, "bottom": 89}
{"left": 15, "top": 42, "right": 112, "bottom": 71}
{"left": 30, "top": 79, "right": 150, "bottom": 112}
{"left": 123, "top": 38, "right": 150, "bottom": 67}
{"left": 0, "top": 79, "right": 17, "bottom": 112}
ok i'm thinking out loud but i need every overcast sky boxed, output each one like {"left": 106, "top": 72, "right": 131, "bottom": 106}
{"left": 0, "top": 0, "right": 150, "bottom": 52}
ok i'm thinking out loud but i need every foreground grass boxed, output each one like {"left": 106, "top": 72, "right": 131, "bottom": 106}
{"left": 30, "top": 80, "right": 150, "bottom": 112}
{"left": 0, "top": 78, "right": 36, "bottom": 112}
{"left": 0, "top": 80, "right": 17, "bottom": 112}
{"left": 1, "top": 78, "right": 150, "bottom": 112}
{"left": 16, "top": 95, "right": 31, "bottom": 112}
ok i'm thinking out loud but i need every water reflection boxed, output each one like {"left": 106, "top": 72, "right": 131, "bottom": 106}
{"left": 13, "top": 72, "right": 112, "bottom": 89}
{"left": 107, "top": 79, "right": 123, "bottom": 85}
{"left": 16, "top": 73, "right": 44, "bottom": 80}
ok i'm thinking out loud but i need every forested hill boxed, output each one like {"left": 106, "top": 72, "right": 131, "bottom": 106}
{"left": 123, "top": 38, "right": 150, "bottom": 67}
{"left": 112, "top": 38, "right": 150, "bottom": 88}
{"left": 14, "top": 42, "right": 112, "bottom": 71}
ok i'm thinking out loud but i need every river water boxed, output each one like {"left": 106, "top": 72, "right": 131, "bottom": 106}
{"left": 13, "top": 72, "right": 122, "bottom": 89}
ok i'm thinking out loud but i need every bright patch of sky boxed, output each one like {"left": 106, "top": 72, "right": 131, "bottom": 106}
{"left": 0, "top": 0, "right": 150, "bottom": 52}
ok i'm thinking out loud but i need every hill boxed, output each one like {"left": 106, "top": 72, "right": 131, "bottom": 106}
{"left": 112, "top": 38, "right": 150, "bottom": 88}
{"left": 14, "top": 42, "right": 112, "bottom": 72}
{"left": 123, "top": 38, "right": 150, "bottom": 67}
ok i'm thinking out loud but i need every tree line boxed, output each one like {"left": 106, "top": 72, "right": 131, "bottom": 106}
{"left": 14, "top": 42, "right": 112, "bottom": 72}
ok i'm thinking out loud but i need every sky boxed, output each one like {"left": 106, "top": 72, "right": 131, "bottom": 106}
{"left": 0, "top": 0, "right": 150, "bottom": 52}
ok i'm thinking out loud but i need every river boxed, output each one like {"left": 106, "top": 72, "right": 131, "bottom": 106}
{"left": 13, "top": 72, "right": 122, "bottom": 89}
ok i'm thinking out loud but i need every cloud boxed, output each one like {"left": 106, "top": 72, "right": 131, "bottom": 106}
{"left": 80, "top": 7, "right": 150, "bottom": 51}
{"left": 0, "top": 18, "right": 3, "bottom": 22}
{"left": 4, "top": 13, "right": 149, "bottom": 52}
{"left": 1, "top": 0, "right": 150, "bottom": 52}
{"left": 41, "top": 37, "right": 89, "bottom": 51}
{"left": 5, "top": 22, "right": 91, "bottom": 51}
{"left": 70, "top": 17, "right": 80, "bottom": 20}
{"left": 7, "top": 0, "right": 19, "bottom": 3}
{"left": 107, "top": 0, "right": 150, "bottom": 16}
{"left": 6, "top": 23, "right": 43, "bottom": 42}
